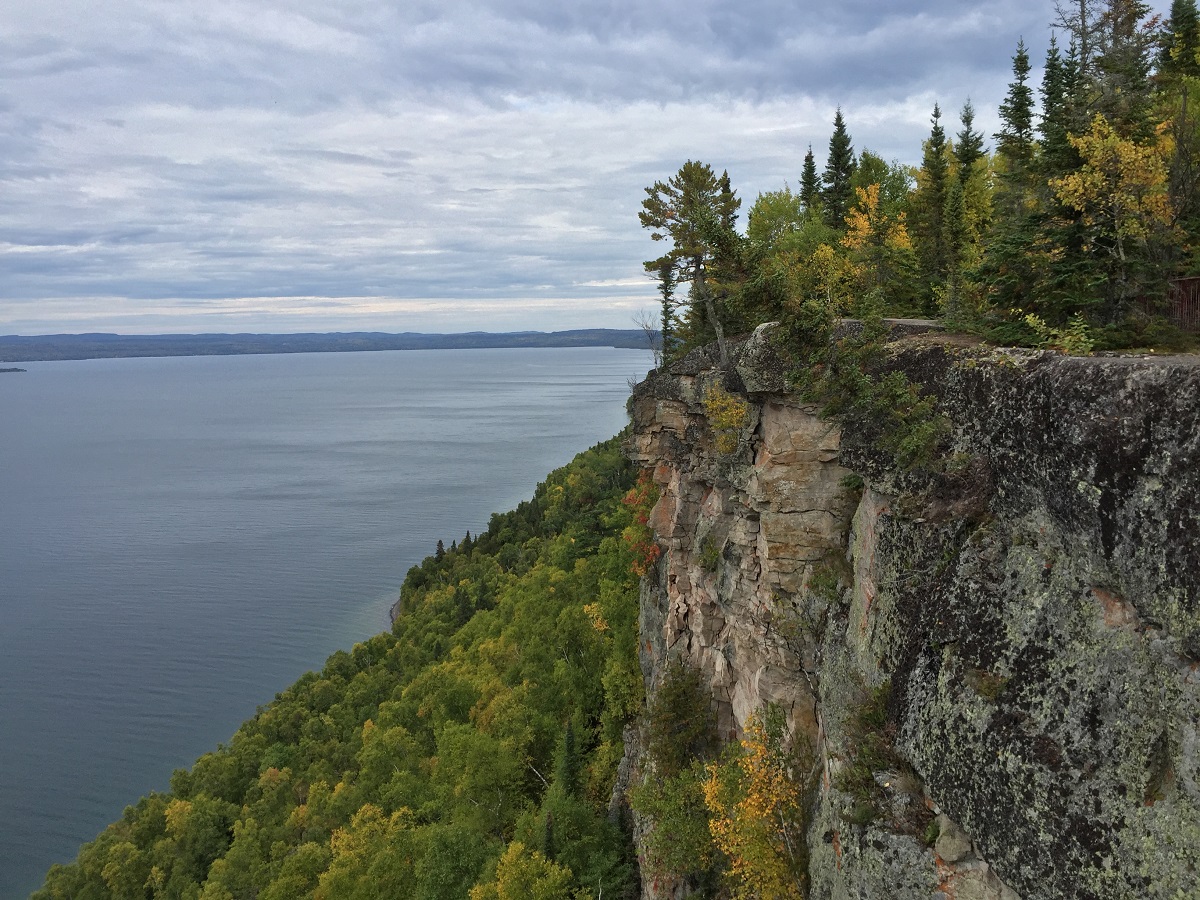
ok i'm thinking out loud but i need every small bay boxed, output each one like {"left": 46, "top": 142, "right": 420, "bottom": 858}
{"left": 0, "top": 346, "right": 651, "bottom": 899}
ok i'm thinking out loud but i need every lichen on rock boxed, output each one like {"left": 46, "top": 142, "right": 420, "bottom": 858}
{"left": 625, "top": 325, "right": 1200, "bottom": 899}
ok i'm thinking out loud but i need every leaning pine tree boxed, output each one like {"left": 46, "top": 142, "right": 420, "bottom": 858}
{"left": 640, "top": 160, "right": 741, "bottom": 367}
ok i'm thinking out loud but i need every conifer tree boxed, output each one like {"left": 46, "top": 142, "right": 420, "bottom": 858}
{"left": 1054, "top": 0, "right": 1104, "bottom": 78}
{"left": 996, "top": 41, "right": 1035, "bottom": 170}
{"left": 1160, "top": 0, "right": 1200, "bottom": 235}
{"left": 910, "top": 104, "right": 950, "bottom": 310}
{"left": 640, "top": 160, "right": 742, "bottom": 366}
{"left": 821, "top": 109, "right": 857, "bottom": 228}
{"left": 1039, "top": 37, "right": 1080, "bottom": 179}
{"left": 954, "top": 100, "right": 987, "bottom": 183}
{"left": 654, "top": 259, "right": 678, "bottom": 362}
{"left": 1161, "top": 0, "right": 1200, "bottom": 77}
{"left": 943, "top": 177, "right": 969, "bottom": 320}
{"left": 719, "top": 170, "right": 739, "bottom": 231}
{"left": 1092, "top": 0, "right": 1156, "bottom": 136}
{"left": 800, "top": 146, "right": 820, "bottom": 212}
{"left": 993, "top": 39, "right": 1038, "bottom": 230}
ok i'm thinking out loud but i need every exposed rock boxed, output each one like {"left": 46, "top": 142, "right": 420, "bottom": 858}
{"left": 625, "top": 326, "right": 1200, "bottom": 899}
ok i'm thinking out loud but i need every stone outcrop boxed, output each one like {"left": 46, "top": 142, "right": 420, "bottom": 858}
{"left": 626, "top": 324, "right": 1200, "bottom": 899}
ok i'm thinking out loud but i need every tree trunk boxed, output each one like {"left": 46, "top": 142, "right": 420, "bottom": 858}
{"left": 696, "top": 272, "right": 730, "bottom": 370}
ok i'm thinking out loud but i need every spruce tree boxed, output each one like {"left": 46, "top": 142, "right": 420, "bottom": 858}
{"left": 996, "top": 40, "right": 1035, "bottom": 169}
{"left": 821, "top": 109, "right": 857, "bottom": 228}
{"left": 1093, "top": 0, "right": 1155, "bottom": 136}
{"left": 910, "top": 104, "right": 950, "bottom": 310}
{"left": 943, "top": 177, "right": 969, "bottom": 321}
{"left": 1161, "top": 0, "right": 1200, "bottom": 77}
{"left": 1038, "top": 37, "right": 1079, "bottom": 179}
{"left": 1161, "top": 0, "right": 1200, "bottom": 233}
{"left": 954, "top": 100, "right": 987, "bottom": 184}
{"left": 655, "top": 259, "right": 678, "bottom": 361}
{"left": 800, "top": 146, "right": 820, "bottom": 212}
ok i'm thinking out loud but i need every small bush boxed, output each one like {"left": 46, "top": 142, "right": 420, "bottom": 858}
{"left": 702, "top": 384, "right": 751, "bottom": 455}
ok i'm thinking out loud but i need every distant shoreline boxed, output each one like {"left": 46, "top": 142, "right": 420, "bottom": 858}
{"left": 0, "top": 329, "right": 658, "bottom": 363}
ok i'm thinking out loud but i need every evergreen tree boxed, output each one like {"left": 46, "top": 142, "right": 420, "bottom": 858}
{"left": 996, "top": 40, "right": 1035, "bottom": 170}
{"left": 718, "top": 170, "right": 739, "bottom": 231}
{"left": 910, "top": 104, "right": 950, "bottom": 310}
{"left": 1160, "top": 0, "right": 1200, "bottom": 239}
{"left": 654, "top": 259, "right": 678, "bottom": 362}
{"left": 1161, "top": 0, "right": 1200, "bottom": 77}
{"left": 1039, "top": 37, "right": 1080, "bottom": 179}
{"left": 954, "top": 100, "right": 987, "bottom": 183}
{"left": 993, "top": 39, "right": 1038, "bottom": 230}
{"left": 821, "top": 109, "right": 857, "bottom": 228}
{"left": 1054, "top": 0, "right": 1104, "bottom": 79}
{"left": 553, "top": 721, "right": 581, "bottom": 796}
{"left": 640, "top": 160, "right": 742, "bottom": 366}
{"left": 1093, "top": 0, "right": 1156, "bottom": 136}
{"left": 800, "top": 146, "right": 820, "bottom": 211}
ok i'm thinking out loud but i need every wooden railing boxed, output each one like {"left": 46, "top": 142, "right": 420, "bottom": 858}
{"left": 1166, "top": 277, "right": 1200, "bottom": 332}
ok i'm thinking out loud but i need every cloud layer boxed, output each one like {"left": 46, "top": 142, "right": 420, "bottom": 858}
{"left": 0, "top": 0, "right": 1128, "bottom": 334}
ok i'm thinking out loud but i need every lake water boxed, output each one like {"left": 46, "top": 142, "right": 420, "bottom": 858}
{"left": 0, "top": 347, "right": 651, "bottom": 899}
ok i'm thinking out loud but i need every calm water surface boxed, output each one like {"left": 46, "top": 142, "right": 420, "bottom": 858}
{"left": 0, "top": 347, "right": 650, "bottom": 898}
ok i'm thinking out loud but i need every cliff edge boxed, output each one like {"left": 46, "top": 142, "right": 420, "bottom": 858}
{"left": 626, "top": 324, "right": 1200, "bottom": 899}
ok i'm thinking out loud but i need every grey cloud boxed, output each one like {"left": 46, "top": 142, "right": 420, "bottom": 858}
{"left": 0, "top": 0, "right": 1172, "bottom": 334}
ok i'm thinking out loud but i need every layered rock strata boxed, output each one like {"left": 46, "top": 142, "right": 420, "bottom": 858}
{"left": 626, "top": 324, "right": 1200, "bottom": 900}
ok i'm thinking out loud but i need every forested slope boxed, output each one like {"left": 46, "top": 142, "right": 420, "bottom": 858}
{"left": 34, "top": 436, "right": 645, "bottom": 900}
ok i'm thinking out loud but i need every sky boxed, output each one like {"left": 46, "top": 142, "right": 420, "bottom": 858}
{"left": 0, "top": 0, "right": 1169, "bottom": 335}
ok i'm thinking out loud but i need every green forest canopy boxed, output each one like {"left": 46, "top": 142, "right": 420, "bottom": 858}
{"left": 34, "top": 438, "right": 646, "bottom": 900}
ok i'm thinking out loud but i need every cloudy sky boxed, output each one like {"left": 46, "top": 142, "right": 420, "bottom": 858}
{"left": 0, "top": 0, "right": 1165, "bottom": 335}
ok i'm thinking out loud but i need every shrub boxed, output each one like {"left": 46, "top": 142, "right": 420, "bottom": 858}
{"left": 702, "top": 384, "right": 751, "bottom": 455}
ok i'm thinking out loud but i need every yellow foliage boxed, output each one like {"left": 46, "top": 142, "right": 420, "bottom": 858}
{"left": 842, "top": 184, "right": 912, "bottom": 253}
{"left": 702, "top": 383, "right": 750, "bottom": 455}
{"left": 702, "top": 711, "right": 807, "bottom": 900}
{"left": 469, "top": 841, "right": 574, "bottom": 900}
{"left": 583, "top": 602, "right": 609, "bottom": 633}
{"left": 1052, "top": 114, "right": 1175, "bottom": 257}
{"left": 163, "top": 798, "right": 193, "bottom": 837}
{"left": 841, "top": 184, "right": 914, "bottom": 297}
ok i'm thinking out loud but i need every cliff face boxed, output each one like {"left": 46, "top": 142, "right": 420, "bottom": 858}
{"left": 626, "top": 325, "right": 1200, "bottom": 900}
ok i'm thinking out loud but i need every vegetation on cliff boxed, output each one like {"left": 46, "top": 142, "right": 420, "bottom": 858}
{"left": 643, "top": 0, "right": 1200, "bottom": 360}
{"left": 34, "top": 437, "right": 644, "bottom": 900}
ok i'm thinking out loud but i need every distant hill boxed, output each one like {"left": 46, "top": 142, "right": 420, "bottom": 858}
{"left": 0, "top": 329, "right": 659, "bottom": 362}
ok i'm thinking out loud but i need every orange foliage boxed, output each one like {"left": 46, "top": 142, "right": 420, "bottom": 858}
{"left": 621, "top": 471, "right": 661, "bottom": 577}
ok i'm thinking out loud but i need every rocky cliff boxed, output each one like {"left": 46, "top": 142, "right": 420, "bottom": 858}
{"left": 625, "top": 324, "right": 1200, "bottom": 900}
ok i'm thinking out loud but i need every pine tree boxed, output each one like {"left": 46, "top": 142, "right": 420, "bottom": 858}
{"left": 821, "top": 109, "right": 857, "bottom": 228}
{"left": 640, "top": 160, "right": 742, "bottom": 366}
{"left": 800, "top": 146, "right": 820, "bottom": 212}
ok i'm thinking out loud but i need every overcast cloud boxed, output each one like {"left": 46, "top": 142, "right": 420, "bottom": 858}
{"left": 0, "top": 0, "right": 1166, "bottom": 334}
